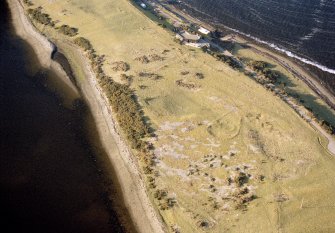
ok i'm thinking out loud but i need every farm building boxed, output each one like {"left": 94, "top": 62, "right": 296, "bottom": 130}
{"left": 198, "top": 27, "right": 210, "bottom": 35}
{"left": 176, "top": 31, "right": 210, "bottom": 48}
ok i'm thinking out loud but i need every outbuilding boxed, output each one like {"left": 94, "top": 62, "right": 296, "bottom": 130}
{"left": 198, "top": 27, "right": 210, "bottom": 35}
{"left": 177, "top": 31, "right": 201, "bottom": 43}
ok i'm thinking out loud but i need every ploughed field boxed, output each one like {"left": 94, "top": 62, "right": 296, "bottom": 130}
{"left": 27, "top": 0, "right": 335, "bottom": 232}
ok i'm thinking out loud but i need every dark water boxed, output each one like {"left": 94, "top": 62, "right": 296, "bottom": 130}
{"left": 178, "top": 0, "right": 335, "bottom": 74}
{"left": 0, "top": 1, "right": 125, "bottom": 232}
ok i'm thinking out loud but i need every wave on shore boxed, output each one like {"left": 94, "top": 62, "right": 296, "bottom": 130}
{"left": 226, "top": 26, "right": 335, "bottom": 75}
{"left": 177, "top": 0, "right": 335, "bottom": 74}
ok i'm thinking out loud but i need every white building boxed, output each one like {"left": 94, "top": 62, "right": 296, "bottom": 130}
{"left": 140, "top": 3, "right": 147, "bottom": 8}
{"left": 198, "top": 27, "right": 210, "bottom": 35}
{"left": 176, "top": 31, "right": 210, "bottom": 48}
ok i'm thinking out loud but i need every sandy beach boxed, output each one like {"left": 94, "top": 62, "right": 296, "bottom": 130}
{"left": 7, "top": 0, "right": 166, "bottom": 232}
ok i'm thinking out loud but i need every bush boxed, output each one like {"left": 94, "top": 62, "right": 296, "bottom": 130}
{"left": 98, "top": 76, "right": 150, "bottom": 149}
{"left": 58, "top": 25, "right": 78, "bottom": 37}
{"left": 195, "top": 72, "right": 204, "bottom": 79}
{"left": 111, "top": 61, "right": 130, "bottom": 72}
{"left": 27, "top": 8, "right": 54, "bottom": 26}
{"left": 249, "top": 60, "right": 281, "bottom": 84}
{"left": 216, "top": 54, "right": 242, "bottom": 69}
{"left": 74, "top": 37, "right": 92, "bottom": 51}
{"left": 249, "top": 60, "right": 269, "bottom": 72}
{"left": 234, "top": 172, "right": 249, "bottom": 187}
{"left": 320, "top": 120, "right": 335, "bottom": 134}
{"left": 154, "top": 189, "right": 167, "bottom": 200}
{"left": 23, "top": 0, "right": 33, "bottom": 6}
{"left": 74, "top": 36, "right": 152, "bottom": 152}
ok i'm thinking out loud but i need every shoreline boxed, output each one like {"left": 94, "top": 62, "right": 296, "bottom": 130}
{"left": 168, "top": 1, "right": 335, "bottom": 75}
{"left": 8, "top": 0, "right": 335, "bottom": 231}
{"left": 7, "top": 0, "right": 166, "bottom": 232}
{"left": 154, "top": 1, "right": 335, "bottom": 110}
{"left": 231, "top": 35, "right": 335, "bottom": 110}
{"left": 143, "top": 0, "right": 335, "bottom": 155}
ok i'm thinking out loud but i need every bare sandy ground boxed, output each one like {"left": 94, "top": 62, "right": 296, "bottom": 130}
{"left": 7, "top": 0, "right": 166, "bottom": 232}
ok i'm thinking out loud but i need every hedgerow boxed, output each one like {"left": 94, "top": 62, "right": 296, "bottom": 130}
{"left": 27, "top": 7, "right": 54, "bottom": 26}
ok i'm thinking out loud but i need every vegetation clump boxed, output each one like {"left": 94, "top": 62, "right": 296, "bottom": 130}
{"left": 23, "top": 0, "right": 33, "bottom": 6}
{"left": 249, "top": 60, "right": 281, "bottom": 84}
{"left": 74, "top": 37, "right": 92, "bottom": 51}
{"left": 58, "top": 24, "right": 78, "bottom": 37}
{"left": 138, "top": 72, "right": 162, "bottom": 80}
{"left": 112, "top": 61, "right": 130, "bottom": 72}
{"left": 98, "top": 76, "right": 150, "bottom": 149}
{"left": 234, "top": 172, "right": 249, "bottom": 187}
{"left": 154, "top": 189, "right": 168, "bottom": 200}
{"left": 232, "top": 187, "right": 257, "bottom": 209}
{"left": 73, "top": 42, "right": 151, "bottom": 151}
{"left": 320, "top": 119, "right": 335, "bottom": 135}
{"left": 153, "top": 189, "right": 176, "bottom": 210}
{"left": 120, "top": 73, "right": 133, "bottom": 85}
{"left": 149, "top": 54, "right": 164, "bottom": 61}
{"left": 195, "top": 72, "right": 204, "bottom": 79}
{"left": 176, "top": 79, "right": 199, "bottom": 90}
{"left": 135, "top": 55, "right": 150, "bottom": 64}
{"left": 215, "top": 54, "right": 242, "bottom": 69}
{"left": 27, "top": 7, "right": 54, "bottom": 26}
{"left": 274, "top": 193, "right": 289, "bottom": 202}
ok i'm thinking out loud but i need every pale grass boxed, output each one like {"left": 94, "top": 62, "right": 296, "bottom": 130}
{"left": 29, "top": 0, "right": 335, "bottom": 232}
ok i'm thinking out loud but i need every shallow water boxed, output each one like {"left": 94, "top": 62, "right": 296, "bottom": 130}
{"left": 178, "top": 0, "right": 335, "bottom": 73}
{"left": 0, "top": 1, "right": 125, "bottom": 232}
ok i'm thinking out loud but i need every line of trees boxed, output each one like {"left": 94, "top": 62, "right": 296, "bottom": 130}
{"left": 27, "top": 7, "right": 54, "bottom": 26}
{"left": 249, "top": 60, "right": 281, "bottom": 84}
{"left": 73, "top": 36, "right": 152, "bottom": 151}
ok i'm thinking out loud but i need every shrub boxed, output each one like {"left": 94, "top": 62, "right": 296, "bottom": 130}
{"left": 149, "top": 54, "right": 164, "bottom": 61}
{"left": 58, "top": 24, "right": 78, "bottom": 37}
{"left": 320, "top": 120, "right": 335, "bottom": 134}
{"left": 154, "top": 189, "right": 167, "bottom": 200}
{"left": 249, "top": 60, "right": 281, "bottom": 84}
{"left": 195, "top": 72, "right": 204, "bottom": 79}
{"left": 27, "top": 8, "right": 54, "bottom": 26}
{"left": 234, "top": 172, "right": 249, "bottom": 187}
{"left": 23, "top": 0, "right": 33, "bottom": 6}
{"left": 249, "top": 60, "right": 269, "bottom": 72}
{"left": 74, "top": 36, "right": 152, "bottom": 152}
{"left": 111, "top": 61, "right": 130, "bottom": 72}
{"left": 120, "top": 73, "right": 132, "bottom": 85}
{"left": 216, "top": 54, "right": 242, "bottom": 69}
{"left": 99, "top": 76, "right": 151, "bottom": 149}
{"left": 138, "top": 72, "right": 162, "bottom": 80}
{"left": 135, "top": 55, "right": 150, "bottom": 64}
{"left": 74, "top": 37, "right": 92, "bottom": 51}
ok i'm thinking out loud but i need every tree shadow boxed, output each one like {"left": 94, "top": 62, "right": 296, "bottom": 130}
{"left": 275, "top": 70, "right": 335, "bottom": 126}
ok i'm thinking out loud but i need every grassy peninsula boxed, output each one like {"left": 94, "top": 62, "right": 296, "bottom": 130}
{"left": 16, "top": 0, "right": 335, "bottom": 232}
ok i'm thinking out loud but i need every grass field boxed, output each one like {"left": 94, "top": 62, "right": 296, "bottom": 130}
{"left": 27, "top": 0, "right": 335, "bottom": 232}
